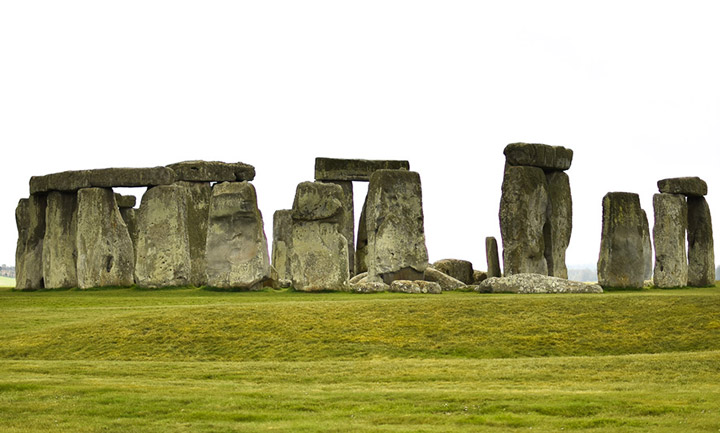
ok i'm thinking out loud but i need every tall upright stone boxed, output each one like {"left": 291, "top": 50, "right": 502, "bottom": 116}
{"left": 687, "top": 196, "right": 715, "bottom": 287}
{"left": 176, "top": 181, "right": 211, "bottom": 287}
{"left": 544, "top": 171, "right": 572, "bottom": 278}
{"left": 597, "top": 192, "right": 646, "bottom": 288}
{"left": 322, "top": 180, "right": 355, "bottom": 276}
{"left": 366, "top": 170, "right": 429, "bottom": 284}
{"left": 355, "top": 195, "right": 369, "bottom": 274}
{"left": 653, "top": 193, "right": 688, "bottom": 288}
{"left": 76, "top": 188, "right": 134, "bottom": 289}
{"left": 290, "top": 182, "right": 349, "bottom": 291}
{"left": 271, "top": 209, "right": 293, "bottom": 284}
{"left": 119, "top": 207, "right": 138, "bottom": 258}
{"left": 42, "top": 191, "right": 78, "bottom": 289}
{"left": 641, "top": 210, "right": 653, "bottom": 281}
{"left": 500, "top": 166, "right": 548, "bottom": 276}
{"left": 205, "top": 182, "right": 271, "bottom": 290}
{"left": 134, "top": 185, "right": 192, "bottom": 288}
{"left": 485, "top": 236, "right": 501, "bottom": 278}
{"left": 15, "top": 195, "right": 47, "bottom": 290}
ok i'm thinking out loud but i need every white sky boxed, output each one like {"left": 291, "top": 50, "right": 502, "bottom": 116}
{"left": 1, "top": 1, "right": 718, "bottom": 271}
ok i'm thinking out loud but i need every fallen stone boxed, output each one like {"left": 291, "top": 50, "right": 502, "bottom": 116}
{"left": 76, "top": 188, "right": 134, "bottom": 289}
{"left": 544, "top": 171, "right": 572, "bottom": 278}
{"left": 366, "top": 170, "right": 429, "bottom": 284}
{"left": 205, "top": 182, "right": 271, "bottom": 290}
{"left": 389, "top": 280, "right": 442, "bottom": 294}
{"left": 485, "top": 237, "right": 501, "bottom": 278}
{"left": 14, "top": 195, "right": 46, "bottom": 290}
{"left": 30, "top": 167, "right": 176, "bottom": 194}
{"left": 657, "top": 177, "right": 707, "bottom": 197}
{"left": 432, "top": 259, "right": 474, "bottom": 284}
{"left": 503, "top": 143, "right": 573, "bottom": 171}
{"left": 477, "top": 273, "right": 603, "bottom": 294}
{"left": 349, "top": 272, "right": 367, "bottom": 285}
{"left": 271, "top": 209, "right": 293, "bottom": 284}
{"left": 424, "top": 267, "right": 466, "bottom": 291}
{"left": 42, "top": 191, "right": 78, "bottom": 289}
{"left": 315, "top": 157, "right": 410, "bottom": 181}
{"left": 114, "top": 194, "right": 136, "bottom": 209}
{"left": 500, "top": 166, "right": 548, "bottom": 276}
{"left": 167, "top": 160, "right": 256, "bottom": 182}
{"left": 653, "top": 193, "right": 688, "bottom": 288}
{"left": 350, "top": 278, "right": 389, "bottom": 293}
{"left": 473, "top": 270, "right": 488, "bottom": 284}
{"left": 597, "top": 192, "right": 646, "bottom": 288}
{"left": 687, "top": 196, "right": 715, "bottom": 287}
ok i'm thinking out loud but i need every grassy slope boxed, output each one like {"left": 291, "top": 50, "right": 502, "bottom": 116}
{"left": 1, "top": 286, "right": 719, "bottom": 432}
{"left": 0, "top": 276, "right": 15, "bottom": 287}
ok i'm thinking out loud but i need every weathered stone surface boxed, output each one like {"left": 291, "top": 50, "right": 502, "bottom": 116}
{"left": 366, "top": 170, "right": 429, "bottom": 284}
{"left": 653, "top": 193, "right": 688, "bottom": 288}
{"left": 349, "top": 272, "right": 367, "bottom": 285}
{"left": 485, "top": 237, "right": 501, "bottom": 278}
{"left": 322, "top": 180, "right": 355, "bottom": 275}
{"left": 503, "top": 143, "right": 573, "bottom": 171}
{"left": 473, "top": 270, "right": 488, "bottom": 284}
{"left": 174, "top": 181, "right": 211, "bottom": 287}
{"left": 687, "top": 196, "right": 715, "bottom": 287}
{"left": 292, "top": 181, "right": 345, "bottom": 221}
{"left": 657, "top": 177, "right": 707, "bottom": 197}
{"left": 424, "top": 267, "right": 466, "bottom": 291}
{"left": 15, "top": 195, "right": 46, "bottom": 290}
{"left": 30, "top": 167, "right": 176, "bottom": 194}
{"left": 641, "top": 210, "right": 653, "bottom": 280}
{"left": 597, "top": 192, "right": 646, "bottom": 288}
{"left": 271, "top": 210, "right": 293, "bottom": 284}
{"left": 315, "top": 158, "right": 410, "bottom": 181}
{"left": 350, "top": 278, "right": 389, "bottom": 293}
{"left": 290, "top": 221, "right": 349, "bottom": 291}
{"left": 544, "top": 171, "right": 572, "bottom": 278}
{"left": 477, "top": 273, "right": 603, "bottom": 294}
{"left": 42, "top": 192, "right": 77, "bottom": 289}
{"left": 134, "top": 185, "right": 192, "bottom": 288}
{"left": 205, "top": 182, "right": 271, "bottom": 290}
{"left": 114, "top": 194, "right": 136, "bottom": 209}
{"left": 432, "top": 259, "right": 474, "bottom": 284}
{"left": 355, "top": 194, "right": 369, "bottom": 274}
{"left": 389, "top": 280, "right": 442, "bottom": 294}
{"left": 76, "top": 188, "right": 134, "bottom": 289}
{"left": 119, "top": 207, "right": 138, "bottom": 261}
{"left": 167, "top": 160, "right": 256, "bottom": 182}
{"left": 500, "top": 166, "right": 548, "bottom": 276}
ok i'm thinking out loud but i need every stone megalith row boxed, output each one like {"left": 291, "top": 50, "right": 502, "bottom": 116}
{"left": 653, "top": 177, "right": 714, "bottom": 288}
{"left": 499, "top": 143, "right": 573, "bottom": 278}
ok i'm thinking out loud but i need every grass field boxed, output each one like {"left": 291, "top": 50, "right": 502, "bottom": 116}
{"left": 0, "top": 276, "right": 15, "bottom": 287}
{"left": 1, "top": 285, "right": 719, "bottom": 432}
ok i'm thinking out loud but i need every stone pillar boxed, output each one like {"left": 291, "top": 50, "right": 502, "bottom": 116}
{"left": 687, "top": 196, "right": 715, "bottom": 287}
{"left": 205, "top": 182, "right": 271, "bottom": 290}
{"left": 355, "top": 195, "right": 369, "bottom": 274}
{"left": 177, "top": 181, "right": 211, "bottom": 287}
{"left": 544, "top": 171, "right": 572, "bottom": 278}
{"left": 641, "top": 210, "right": 653, "bottom": 281}
{"left": 322, "top": 180, "right": 355, "bottom": 276}
{"left": 499, "top": 165, "right": 548, "bottom": 276}
{"left": 271, "top": 209, "right": 293, "bottom": 285}
{"left": 290, "top": 181, "right": 349, "bottom": 291}
{"left": 42, "top": 191, "right": 78, "bottom": 289}
{"left": 15, "top": 195, "right": 47, "bottom": 290}
{"left": 653, "top": 193, "right": 688, "bottom": 288}
{"left": 76, "top": 188, "right": 134, "bottom": 289}
{"left": 597, "top": 192, "right": 646, "bottom": 288}
{"left": 134, "top": 185, "right": 192, "bottom": 288}
{"left": 485, "top": 236, "right": 501, "bottom": 278}
{"left": 366, "top": 170, "right": 428, "bottom": 284}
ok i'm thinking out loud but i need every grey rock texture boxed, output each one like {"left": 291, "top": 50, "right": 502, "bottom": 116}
{"left": 114, "top": 194, "right": 136, "bottom": 209}
{"left": 473, "top": 270, "right": 488, "bottom": 284}
{"left": 355, "top": 195, "right": 369, "bottom": 274}
{"left": 75, "top": 188, "right": 134, "bottom": 289}
{"left": 485, "top": 236, "right": 501, "bottom": 278}
{"left": 687, "top": 196, "right": 715, "bottom": 287}
{"left": 42, "top": 191, "right": 77, "bottom": 289}
{"left": 424, "top": 267, "right": 466, "bottom": 291}
{"left": 657, "top": 177, "right": 707, "bottom": 197}
{"left": 500, "top": 166, "right": 548, "bottom": 276}
{"left": 205, "top": 182, "right": 271, "bottom": 290}
{"left": 597, "top": 192, "right": 646, "bottom": 288}
{"left": 30, "top": 167, "right": 176, "bottom": 194}
{"left": 134, "top": 185, "right": 192, "bottom": 288}
{"left": 15, "top": 195, "right": 47, "bottom": 290}
{"left": 271, "top": 209, "right": 293, "bottom": 284}
{"left": 350, "top": 279, "right": 389, "bottom": 293}
{"left": 503, "top": 143, "right": 573, "bottom": 171}
{"left": 167, "top": 160, "right": 255, "bottom": 182}
{"left": 177, "top": 181, "right": 212, "bottom": 287}
{"left": 544, "top": 171, "right": 572, "bottom": 278}
{"left": 641, "top": 210, "right": 653, "bottom": 280}
{"left": 366, "top": 170, "right": 429, "bottom": 284}
{"left": 432, "top": 259, "right": 474, "bottom": 284}
{"left": 292, "top": 181, "right": 345, "bottom": 222}
{"left": 653, "top": 193, "right": 688, "bottom": 288}
{"left": 322, "top": 180, "right": 355, "bottom": 275}
{"left": 477, "top": 273, "right": 603, "bottom": 294}
{"left": 389, "top": 280, "right": 442, "bottom": 294}
{"left": 314, "top": 158, "right": 410, "bottom": 181}
{"left": 119, "top": 207, "right": 138, "bottom": 263}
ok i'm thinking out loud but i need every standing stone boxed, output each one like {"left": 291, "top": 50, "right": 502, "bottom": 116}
{"left": 597, "top": 192, "right": 646, "bottom": 288}
{"left": 653, "top": 193, "right": 688, "bottom": 288}
{"left": 76, "top": 188, "right": 134, "bottom": 289}
{"left": 687, "top": 196, "right": 715, "bottom": 287}
{"left": 485, "top": 237, "right": 501, "bottom": 278}
{"left": 432, "top": 259, "right": 474, "bottom": 285}
{"left": 355, "top": 194, "right": 369, "bottom": 274}
{"left": 366, "top": 170, "right": 429, "bottom": 284}
{"left": 15, "top": 195, "right": 46, "bottom": 290}
{"left": 271, "top": 209, "right": 293, "bottom": 285}
{"left": 290, "top": 182, "right": 349, "bottom": 291}
{"left": 42, "top": 191, "right": 78, "bottom": 289}
{"left": 134, "top": 185, "right": 192, "bottom": 288}
{"left": 119, "top": 207, "right": 138, "bottom": 256}
{"left": 205, "top": 182, "right": 271, "bottom": 290}
{"left": 544, "top": 171, "right": 572, "bottom": 279}
{"left": 641, "top": 210, "right": 653, "bottom": 281}
{"left": 177, "top": 181, "right": 211, "bottom": 287}
{"left": 499, "top": 166, "right": 548, "bottom": 276}
{"left": 322, "top": 180, "right": 355, "bottom": 276}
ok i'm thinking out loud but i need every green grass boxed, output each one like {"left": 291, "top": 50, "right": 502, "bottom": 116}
{"left": 1, "top": 285, "right": 719, "bottom": 432}
{"left": 0, "top": 276, "right": 15, "bottom": 287}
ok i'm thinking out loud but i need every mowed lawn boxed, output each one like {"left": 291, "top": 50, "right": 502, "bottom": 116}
{"left": 0, "top": 286, "right": 719, "bottom": 432}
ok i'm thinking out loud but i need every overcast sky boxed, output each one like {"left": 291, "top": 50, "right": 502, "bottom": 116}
{"left": 1, "top": 1, "right": 718, "bottom": 272}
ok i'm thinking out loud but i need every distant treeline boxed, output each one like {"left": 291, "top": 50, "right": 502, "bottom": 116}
{"left": 716, "top": 265, "right": 720, "bottom": 281}
{"left": 0, "top": 265, "right": 15, "bottom": 278}
{"left": 568, "top": 268, "right": 597, "bottom": 282}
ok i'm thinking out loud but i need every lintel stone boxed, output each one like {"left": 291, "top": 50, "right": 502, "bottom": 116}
{"left": 657, "top": 177, "right": 708, "bottom": 197}
{"left": 314, "top": 158, "right": 410, "bottom": 181}
{"left": 30, "top": 167, "right": 176, "bottom": 194}
{"left": 504, "top": 143, "right": 573, "bottom": 171}
{"left": 167, "top": 160, "right": 255, "bottom": 182}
